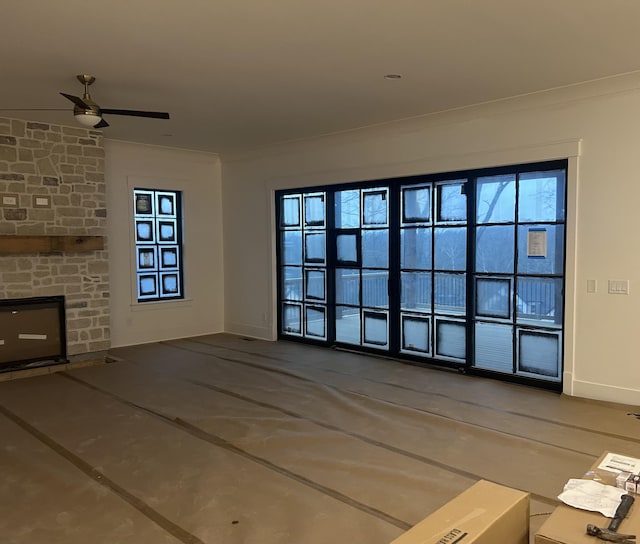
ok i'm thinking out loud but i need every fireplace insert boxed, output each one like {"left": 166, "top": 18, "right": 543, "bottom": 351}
{"left": 0, "top": 296, "right": 67, "bottom": 371}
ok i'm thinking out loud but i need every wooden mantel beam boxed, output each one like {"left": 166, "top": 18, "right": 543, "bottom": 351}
{"left": 0, "top": 235, "right": 105, "bottom": 254}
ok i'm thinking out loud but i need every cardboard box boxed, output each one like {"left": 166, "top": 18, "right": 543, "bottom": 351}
{"left": 616, "top": 472, "right": 633, "bottom": 491}
{"left": 391, "top": 480, "right": 529, "bottom": 544}
{"left": 535, "top": 452, "right": 640, "bottom": 544}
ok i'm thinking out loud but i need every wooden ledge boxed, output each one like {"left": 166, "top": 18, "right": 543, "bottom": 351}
{"left": 0, "top": 235, "right": 104, "bottom": 254}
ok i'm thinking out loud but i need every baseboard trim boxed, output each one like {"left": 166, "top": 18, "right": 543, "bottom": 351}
{"left": 570, "top": 378, "right": 640, "bottom": 407}
{"left": 225, "top": 322, "right": 275, "bottom": 341}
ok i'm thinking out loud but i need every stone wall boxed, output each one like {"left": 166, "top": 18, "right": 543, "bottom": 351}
{"left": 0, "top": 116, "right": 109, "bottom": 357}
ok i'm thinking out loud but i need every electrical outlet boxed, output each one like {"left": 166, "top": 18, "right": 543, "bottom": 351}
{"left": 1, "top": 194, "right": 18, "bottom": 207}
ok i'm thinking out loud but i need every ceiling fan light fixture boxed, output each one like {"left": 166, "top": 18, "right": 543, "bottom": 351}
{"left": 74, "top": 111, "right": 101, "bottom": 127}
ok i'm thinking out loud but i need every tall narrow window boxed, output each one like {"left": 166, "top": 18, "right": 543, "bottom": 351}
{"left": 278, "top": 191, "right": 328, "bottom": 340}
{"left": 133, "top": 188, "right": 184, "bottom": 302}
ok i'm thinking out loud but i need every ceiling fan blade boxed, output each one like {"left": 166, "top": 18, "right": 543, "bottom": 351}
{"left": 100, "top": 108, "right": 170, "bottom": 119}
{"left": 94, "top": 118, "right": 109, "bottom": 129}
{"left": 0, "top": 108, "right": 69, "bottom": 112}
{"left": 59, "top": 92, "right": 90, "bottom": 109}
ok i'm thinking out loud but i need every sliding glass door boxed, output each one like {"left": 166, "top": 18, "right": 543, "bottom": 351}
{"left": 276, "top": 160, "right": 567, "bottom": 388}
{"left": 335, "top": 187, "right": 390, "bottom": 349}
{"left": 472, "top": 169, "right": 565, "bottom": 381}
{"left": 399, "top": 180, "right": 468, "bottom": 361}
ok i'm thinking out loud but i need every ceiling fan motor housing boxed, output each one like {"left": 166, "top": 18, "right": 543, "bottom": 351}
{"left": 74, "top": 98, "right": 99, "bottom": 115}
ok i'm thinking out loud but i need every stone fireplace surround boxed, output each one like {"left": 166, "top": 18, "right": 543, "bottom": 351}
{"left": 0, "top": 116, "right": 109, "bottom": 371}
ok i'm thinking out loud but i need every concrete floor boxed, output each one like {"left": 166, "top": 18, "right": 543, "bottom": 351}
{"left": 1, "top": 333, "right": 639, "bottom": 543}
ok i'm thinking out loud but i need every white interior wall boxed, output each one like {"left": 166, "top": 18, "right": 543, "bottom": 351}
{"left": 105, "top": 140, "right": 224, "bottom": 348}
{"left": 222, "top": 72, "right": 640, "bottom": 405}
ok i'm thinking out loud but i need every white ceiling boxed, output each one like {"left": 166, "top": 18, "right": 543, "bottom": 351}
{"left": 3, "top": 0, "right": 640, "bottom": 154}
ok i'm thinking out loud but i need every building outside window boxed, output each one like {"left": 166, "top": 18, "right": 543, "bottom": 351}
{"left": 276, "top": 160, "right": 567, "bottom": 389}
{"left": 133, "top": 188, "right": 184, "bottom": 302}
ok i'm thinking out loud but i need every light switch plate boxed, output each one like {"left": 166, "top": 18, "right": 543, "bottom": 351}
{"left": 608, "top": 279, "right": 629, "bottom": 294}
{"left": 586, "top": 279, "right": 597, "bottom": 293}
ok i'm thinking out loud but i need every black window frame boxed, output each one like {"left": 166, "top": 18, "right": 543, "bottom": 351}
{"left": 275, "top": 159, "right": 567, "bottom": 391}
{"left": 133, "top": 188, "right": 185, "bottom": 303}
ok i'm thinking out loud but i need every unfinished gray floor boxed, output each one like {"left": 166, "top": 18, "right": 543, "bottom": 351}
{"left": 1, "top": 333, "right": 639, "bottom": 543}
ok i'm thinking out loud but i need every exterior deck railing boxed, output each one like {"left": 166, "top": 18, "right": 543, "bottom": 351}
{"left": 285, "top": 271, "right": 558, "bottom": 320}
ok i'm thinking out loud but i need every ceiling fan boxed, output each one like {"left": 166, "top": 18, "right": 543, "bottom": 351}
{"left": 59, "top": 74, "right": 170, "bottom": 128}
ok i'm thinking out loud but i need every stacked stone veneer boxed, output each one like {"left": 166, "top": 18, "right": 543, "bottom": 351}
{"left": 0, "top": 116, "right": 109, "bottom": 357}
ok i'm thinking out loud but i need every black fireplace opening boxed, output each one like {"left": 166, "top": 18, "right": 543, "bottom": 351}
{"left": 0, "top": 296, "right": 68, "bottom": 372}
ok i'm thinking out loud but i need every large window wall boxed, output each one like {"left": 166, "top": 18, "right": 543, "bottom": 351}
{"left": 276, "top": 160, "right": 567, "bottom": 388}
